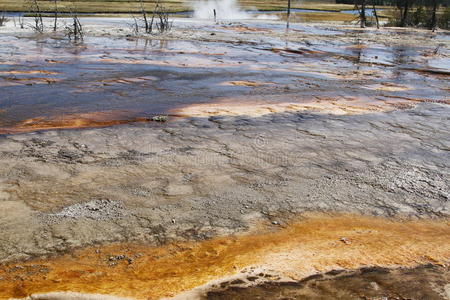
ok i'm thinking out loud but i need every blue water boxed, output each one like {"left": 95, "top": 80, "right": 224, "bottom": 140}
{"left": 340, "top": 9, "right": 382, "bottom": 17}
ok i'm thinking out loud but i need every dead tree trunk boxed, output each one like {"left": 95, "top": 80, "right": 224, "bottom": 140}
{"left": 372, "top": 0, "right": 379, "bottom": 29}
{"left": 430, "top": 0, "right": 438, "bottom": 31}
{"left": 286, "top": 0, "right": 291, "bottom": 29}
{"left": 31, "top": 0, "right": 44, "bottom": 33}
{"left": 354, "top": 0, "right": 366, "bottom": 28}
{"left": 150, "top": 3, "right": 156, "bottom": 33}
{"left": 53, "top": 0, "right": 58, "bottom": 31}
{"left": 140, "top": 0, "right": 150, "bottom": 33}
{"left": 73, "top": 14, "right": 83, "bottom": 41}
{"left": 360, "top": 0, "right": 366, "bottom": 28}
{"left": 400, "top": 0, "right": 410, "bottom": 27}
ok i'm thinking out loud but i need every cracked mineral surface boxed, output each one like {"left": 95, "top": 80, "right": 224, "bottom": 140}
{"left": 0, "top": 15, "right": 449, "bottom": 300}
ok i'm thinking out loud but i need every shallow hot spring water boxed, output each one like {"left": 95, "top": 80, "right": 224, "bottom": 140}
{"left": 0, "top": 20, "right": 448, "bottom": 134}
{"left": 0, "top": 17, "right": 449, "bottom": 300}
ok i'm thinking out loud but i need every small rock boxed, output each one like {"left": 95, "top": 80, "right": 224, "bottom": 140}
{"left": 339, "top": 237, "right": 351, "bottom": 245}
{"left": 272, "top": 221, "right": 280, "bottom": 225}
{"left": 369, "top": 281, "right": 380, "bottom": 290}
{"left": 152, "top": 115, "right": 168, "bottom": 122}
{"left": 230, "top": 279, "right": 245, "bottom": 285}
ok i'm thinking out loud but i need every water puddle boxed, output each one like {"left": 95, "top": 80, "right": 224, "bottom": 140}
{"left": 0, "top": 20, "right": 448, "bottom": 134}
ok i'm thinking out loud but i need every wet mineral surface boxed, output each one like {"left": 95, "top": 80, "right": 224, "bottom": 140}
{"left": 0, "top": 17, "right": 449, "bottom": 300}
{"left": 205, "top": 264, "right": 450, "bottom": 300}
{"left": 0, "top": 19, "right": 449, "bottom": 133}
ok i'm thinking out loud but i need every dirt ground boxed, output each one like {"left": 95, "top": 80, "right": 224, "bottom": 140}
{"left": 205, "top": 264, "right": 450, "bottom": 300}
{"left": 0, "top": 16, "right": 449, "bottom": 300}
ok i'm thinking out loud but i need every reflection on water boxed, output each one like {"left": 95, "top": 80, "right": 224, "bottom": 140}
{"left": 340, "top": 8, "right": 382, "bottom": 17}
{"left": 0, "top": 21, "right": 448, "bottom": 133}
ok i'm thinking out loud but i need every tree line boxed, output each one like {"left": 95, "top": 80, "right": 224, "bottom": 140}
{"left": 336, "top": 0, "right": 448, "bottom": 5}
{"left": 350, "top": 0, "right": 449, "bottom": 30}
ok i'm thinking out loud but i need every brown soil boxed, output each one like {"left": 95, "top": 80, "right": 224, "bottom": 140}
{"left": 205, "top": 264, "right": 450, "bottom": 300}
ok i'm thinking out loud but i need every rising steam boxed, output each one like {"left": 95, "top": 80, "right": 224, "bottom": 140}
{"left": 192, "top": 0, "right": 250, "bottom": 20}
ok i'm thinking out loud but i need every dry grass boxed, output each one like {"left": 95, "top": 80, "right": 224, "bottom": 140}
{"left": 0, "top": 0, "right": 359, "bottom": 14}
{"left": 283, "top": 11, "right": 357, "bottom": 22}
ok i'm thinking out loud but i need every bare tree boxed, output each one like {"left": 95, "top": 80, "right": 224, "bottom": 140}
{"left": 66, "top": 12, "right": 84, "bottom": 41}
{"left": 0, "top": 12, "right": 9, "bottom": 27}
{"left": 137, "top": 0, "right": 172, "bottom": 34}
{"left": 139, "top": 0, "right": 150, "bottom": 33}
{"left": 430, "top": 0, "right": 438, "bottom": 31}
{"left": 53, "top": 0, "right": 58, "bottom": 31}
{"left": 154, "top": 2, "right": 172, "bottom": 33}
{"left": 287, "top": 0, "right": 291, "bottom": 29}
{"left": 362, "top": 0, "right": 367, "bottom": 28}
{"left": 28, "top": 0, "right": 44, "bottom": 33}
{"left": 354, "top": 0, "right": 367, "bottom": 28}
{"left": 131, "top": 14, "right": 139, "bottom": 35}
{"left": 398, "top": 0, "right": 412, "bottom": 27}
{"left": 18, "top": 16, "right": 25, "bottom": 29}
{"left": 372, "top": 0, "right": 380, "bottom": 29}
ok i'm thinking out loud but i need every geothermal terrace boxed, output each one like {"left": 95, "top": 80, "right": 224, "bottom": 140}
{"left": 0, "top": 6, "right": 449, "bottom": 300}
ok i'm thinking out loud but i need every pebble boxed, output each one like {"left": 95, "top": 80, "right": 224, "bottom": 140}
{"left": 152, "top": 115, "right": 168, "bottom": 122}
{"left": 339, "top": 237, "right": 351, "bottom": 245}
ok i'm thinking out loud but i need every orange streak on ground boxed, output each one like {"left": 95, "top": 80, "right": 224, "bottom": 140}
{"left": 0, "top": 214, "right": 449, "bottom": 299}
{"left": 0, "top": 111, "right": 149, "bottom": 134}
{"left": 0, "top": 77, "right": 63, "bottom": 87}
{"left": 220, "top": 81, "right": 274, "bottom": 87}
{"left": 0, "top": 70, "right": 60, "bottom": 75}
{"left": 97, "top": 59, "right": 239, "bottom": 68}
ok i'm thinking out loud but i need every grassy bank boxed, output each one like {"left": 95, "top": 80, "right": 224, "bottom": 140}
{"left": 0, "top": 0, "right": 358, "bottom": 14}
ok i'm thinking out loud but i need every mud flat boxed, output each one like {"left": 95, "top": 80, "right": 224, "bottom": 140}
{"left": 0, "top": 17, "right": 449, "bottom": 299}
{"left": 204, "top": 264, "right": 450, "bottom": 300}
